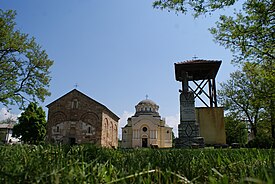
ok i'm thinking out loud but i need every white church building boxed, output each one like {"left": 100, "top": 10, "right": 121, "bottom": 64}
{"left": 121, "top": 99, "right": 172, "bottom": 148}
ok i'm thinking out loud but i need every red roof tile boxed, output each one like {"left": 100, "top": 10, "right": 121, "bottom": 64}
{"left": 176, "top": 59, "right": 222, "bottom": 64}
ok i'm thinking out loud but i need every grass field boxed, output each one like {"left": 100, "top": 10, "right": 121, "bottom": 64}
{"left": 0, "top": 144, "right": 274, "bottom": 183}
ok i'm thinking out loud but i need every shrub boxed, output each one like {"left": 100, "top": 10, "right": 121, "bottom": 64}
{"left": 246, "top": 135, "right": 275, "bottom": 148}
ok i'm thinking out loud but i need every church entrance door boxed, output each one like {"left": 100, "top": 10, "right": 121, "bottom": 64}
{"left": 69, "top": 137, "right": 76, "bottom": 145}
{"left": 142, "top": 138, "right": 148, "bottom": 147}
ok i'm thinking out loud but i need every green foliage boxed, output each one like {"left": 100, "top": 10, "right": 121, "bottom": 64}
{"left": 0, "top": 145, "right": 275, "bottom": 183}
{"left": 153, "top": 0, "right": 275, "bottom": 138}
{"left": 257, "top": 119, "right": 272, "bottom": 136}
{"left": 210, "top": 0, "right": 274, "bottom": 64}
{"left": 219, "top": 62, "right": 275, "bottom": 138}
{"left": 153, "top": 0, "right": 237, "bottom": 17}
{"left": 218, "top": 64, "right": 264, "bottom": 137}
{"left": 0, "top": 9, "right": 53, "bottom": 109}
{"left": 12, "top": 102, "right": 46, "bottom": 144}
{"left": 244, "top": 62, "right": 275, "bottom": 138}
{"left": 247, "top": 134, "right": 275, "bottom": 148}
{"left": 225, "top": 116, "right": 248, "bottom": 145}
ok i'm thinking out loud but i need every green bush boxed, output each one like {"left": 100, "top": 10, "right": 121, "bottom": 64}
{"left": 246, "top": 135, "right": 275, "bottom": 148}
{"left": 225, "top": 116, "right": 248, "bottom": 145}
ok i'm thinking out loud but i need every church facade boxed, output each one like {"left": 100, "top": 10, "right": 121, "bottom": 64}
{"left": 121, "top": 99, "right": 173, "bottom": 148}
{"left": 46, "top": 89, "right": 119, "bottom": 148}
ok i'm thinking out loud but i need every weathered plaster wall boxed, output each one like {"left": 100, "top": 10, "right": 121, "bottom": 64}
{"left": 196, "top": 107, "right": 226, "bottom": 145}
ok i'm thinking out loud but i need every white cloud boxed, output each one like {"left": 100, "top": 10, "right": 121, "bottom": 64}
{"left": 118, "top": 111, "right": 134, "bottom": 139}
{"left": 0, "top": 108, "right": 20, "bottom": 122}
{"left": 165, "top": 113, "right": 180, "bottom": 138}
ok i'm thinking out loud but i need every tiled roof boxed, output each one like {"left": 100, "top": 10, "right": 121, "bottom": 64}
{"left": 174, "top": 59, "right": 222, "bottom": 81}
{"left": 175, "top": 59, "right": 222, "bottom": 65}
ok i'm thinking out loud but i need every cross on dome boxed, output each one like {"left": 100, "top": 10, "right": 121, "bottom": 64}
{"left": 192, "top": 55, "right": 198, "bottom": 60}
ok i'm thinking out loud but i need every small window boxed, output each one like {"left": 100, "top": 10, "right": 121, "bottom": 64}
{"left": 88, "top": 127, "right": 91, "bottom": 133}
{"left": 142, "top": 127, "right": 147, "bottom": 132}
{"left": 167, "top": 130, "right": 169, "bottom": 134}
{"left": 72, "top": 99, "right": 79, "bottom": 109}
{"left": 56, "top": 126, "right": 59, "bottom": 132}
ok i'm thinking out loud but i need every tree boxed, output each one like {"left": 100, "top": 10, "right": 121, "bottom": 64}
{"left": 225, "top": 115, "right": 248, "bottom": 145}
{"left": 153, "top": 0, "right": 275, "bottom": 138}
{"left": 12, "top": 102, "right": 47, "bottom": 144}
{"left": 153, "top": 0, "right": 237, "bottom": 17}
{"left": 244, "top": 62, "right": 275, "bottom": 138}
{"left": 210, "top": 0, "right": 275, "bottom": 138}
{"left": 209, "top": 0, "right": 274, "bottom": 64}
{"left": 218, "top": 63, "right": 265, "bottom": 137}
{"left": 0, "top": 9, "right": 53, "bottom": 109}
{"left": 153, "top": 0, "right": 274, "bottom": 63}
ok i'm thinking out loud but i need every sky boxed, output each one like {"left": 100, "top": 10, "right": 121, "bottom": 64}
{"left": 1, "top": 0, "right": 237, "bottom": 137}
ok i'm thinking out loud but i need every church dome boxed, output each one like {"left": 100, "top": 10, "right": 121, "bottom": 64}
{"left": 137, "top": 99, "right": 157, "bottom": 106}
{"left": 135, "top": 98, "right": 159, "bottom": 116}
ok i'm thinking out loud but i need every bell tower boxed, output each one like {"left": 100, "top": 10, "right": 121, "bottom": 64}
{"left": 174, "top": 59, "right": 222, "bottom": 148}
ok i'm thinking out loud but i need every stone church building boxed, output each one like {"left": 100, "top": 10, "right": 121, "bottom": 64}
{"left": 46, "top": 89, "right": 119, "bottom": 148}
{"left": 121, "top": 99, "right": 173, "bottom": 148}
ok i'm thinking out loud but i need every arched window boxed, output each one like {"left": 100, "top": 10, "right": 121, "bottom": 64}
{"left": 105, "top": 119, "right": 109, "bottom": 138}
{"left": 114, "top": 124, "right": 118, "bottom": 141}
{"left": 110, "top": 121, "right": 113, "bottom": 142}
{"left": 71, "top": 99, "right": 79, "bottom": 109}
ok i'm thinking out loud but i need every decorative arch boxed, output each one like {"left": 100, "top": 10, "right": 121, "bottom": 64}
{"left": 81, "top": 112, "right": 99, "bottom": 126}
{"left": 81, "top": 113, "right": 99, "bottom": 138}
{"left": 142, "top": 134, "right": 148, "bottom": 138}
{"left": 109, "top": 121, "right": 113, "bottom": 144}
{"left": 102, "top": 118, "right": 108, "bottom": 145}
{"left": 114, "top": 124, "right": 118, "bottom": 142}
{"left": 140, "top": 124, "right": 150, "bottom": 135}
{"left": 51, "top": 111, "right": 67, "bottom": 126}
{"left": 105, "top": 118, "right": 109, "bottom": 138}
{"left": 137, "top": 120, "right": 150, "bottom": 130}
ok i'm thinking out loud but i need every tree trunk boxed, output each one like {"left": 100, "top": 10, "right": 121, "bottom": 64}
{"left": 251, "top": 125, "right": 257, "bottom": 138}
{"left": 272, "top": 125, "right": 275, "bottom": 139}
{"left": 271, "top": 100, "right": 275, "bottom": 139}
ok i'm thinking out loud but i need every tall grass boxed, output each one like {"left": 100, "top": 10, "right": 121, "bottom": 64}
{"left": 0, "top": 145, "right": 274, "bottom": 183}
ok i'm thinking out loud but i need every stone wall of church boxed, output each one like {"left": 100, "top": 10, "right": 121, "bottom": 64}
{"left": 47, "top": 90, "right": 119, "bottom": 148}
{"left": 101, "top": 112, "right": 118, "bottom": 148}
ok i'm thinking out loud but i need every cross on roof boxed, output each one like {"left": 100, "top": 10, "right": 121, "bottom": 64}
{"left": 145, "top": 94, "right": 149, "bottom": 99}
{"left": 192, "top": 55, "right": 198, "bottom": 60}
{"left": 74, "top": 83, "right": 79, "bottom": 89}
